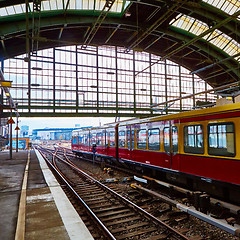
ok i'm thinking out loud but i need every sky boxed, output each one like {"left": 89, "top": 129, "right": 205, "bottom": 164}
{"left": 17, "top": 117, "right": 128, "bottom": 133}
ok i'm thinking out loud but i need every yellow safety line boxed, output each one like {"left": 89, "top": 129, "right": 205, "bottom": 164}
{"left": 15, "top": 150, "right": 30, "bottom": 240}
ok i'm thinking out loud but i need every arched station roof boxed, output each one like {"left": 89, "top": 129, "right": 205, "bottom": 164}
{"left": 0, "top": 0, "right": 239, "bottom": 89}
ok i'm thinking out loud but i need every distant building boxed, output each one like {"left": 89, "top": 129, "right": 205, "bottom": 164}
{"left": 32, "top": 127, "right": 90, "bottom": 140}
{"left": 75, "top": 124, "right": 80, "bottom": 127}
{"left": 20, "top": 125, "right": 29, "bottom": 137}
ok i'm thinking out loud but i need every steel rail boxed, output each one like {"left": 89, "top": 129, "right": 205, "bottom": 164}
{"left": 52, "top": 148, "right": 189, "bottom": 240}
{"left": 36, "top": 147, "right": 117, "bottom": 240}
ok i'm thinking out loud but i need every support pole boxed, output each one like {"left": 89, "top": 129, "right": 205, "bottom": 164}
{"left": 9, "top": 121, "right": 12, "bottom": 159}
{"left": 16, "top": 115, "right": 19, "bottom": 153}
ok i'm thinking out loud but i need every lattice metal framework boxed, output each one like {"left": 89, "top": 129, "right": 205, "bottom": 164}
{"left": 1, "top": 45, "right": 216, "bottom": 117}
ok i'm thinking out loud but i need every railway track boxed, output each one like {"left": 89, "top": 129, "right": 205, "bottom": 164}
{"left": 36, "top": 146, "right": 190, "bottom": 240}
{"left": 54, "top": 146, "right": 240, "bottom": 239}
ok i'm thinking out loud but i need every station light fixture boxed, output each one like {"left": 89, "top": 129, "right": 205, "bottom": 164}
{"left": 32, "top": 67, "right": 43, "bottom": 71}
{"left": 1, "top": 81, "right": 12, "bottom": 87}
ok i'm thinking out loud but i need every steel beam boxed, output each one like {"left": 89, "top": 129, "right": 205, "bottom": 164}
{"left": 115, "top": 46, "right": 119, "bottom": 116}
{"left": 164, "top": 59, "right": 168, "bottom": 114}
{"left": 76, "top": 45, "right": 78, "bottom": 113}
{"left": 136, "top": 9, "right": 240, "bottom": 76}
{"left": 192, "top": 74, "right": 195, "bottom": 108}
{"left": 32, "top": 0, "right": 42, "bottom": 55}
{"left": 133, "top": 51, "right": 136, "bottom": 115}
{"left": 149, "top": 53, "right": 153, "bottom": 115}
{"left": 82, "top": 0, "right": 116, "bottom": 48}
{"left": 179, "top": 65, "right": 182, "bottom": 112}
{"left": 96, "top": 46, "right": 99, "bottom": 113}
{"left": 150, "top": 81, "right": 240, "bottom": 108}
{"left": 53, "top": 47, "right": 56, "bottom": 113}
{"left": 125, "top": 0, "right": 188, "bottom": 52}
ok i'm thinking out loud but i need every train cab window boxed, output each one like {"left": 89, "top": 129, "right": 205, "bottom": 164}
{"left": 119, "top": 131, "right": 126, "bottom": 148}
{"left": 184, "top": 125, "right": 204, "bottom": 154}
{"left": 164, "top": 127, "right": 170, "bottom": 153}
{"left": 127, "top": 130, "right": 134, "bottom": 149}
{"left": 172, "top": 126, "right": 178, "bottom": 153}
{"left": 148, "top": 128, "right": 160, "bottom": 150}
{"left": 72, "top": 137, "right": 78, "bottom": 144}
{"left": 84, "top": 133, "right": 89, "bottom": 145}
{"left": 208, "top": 123, "right": 235, "bottom": 157}
{"left": 102, "top": 130, "right": 106, "bottom": 146}
{"left": 79, "top": 134, "right": 84, "bottom": 144}
{"left": 91, "top": 133, "right": 96, "bottom": 145}
{"left": 137, "top": 129, "right": 147, "bottom": 149}
{"left": 96, "top": 133, "right": 102, "bottom": 146}
{"left": 109, "top": 131, "right": 115, "bottom": 147}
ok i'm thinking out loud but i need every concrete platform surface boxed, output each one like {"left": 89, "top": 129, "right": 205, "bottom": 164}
{"left": 0, "top": 150, "right": 94, "bottom": 240}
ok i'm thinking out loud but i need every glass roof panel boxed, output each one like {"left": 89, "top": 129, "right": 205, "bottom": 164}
{"left": 171, "top": 15, "right": 209, "bottom": 35}
{"left": 6, "top": 6, "right": 16, "bottom": 15}
{"left": 14, "top": 4, "right": 24, "bottom": 14}
{"left": 0, "top": 0, "right": 129, "bottom": 17}
{"left": 171, "top": 14, "right": 240, "bottom": 61}
{"left": 203, "top": 0, "right": 240, "bottom": 16}
{"left": 0, "top": 7, "right": 8, "bottom": 16}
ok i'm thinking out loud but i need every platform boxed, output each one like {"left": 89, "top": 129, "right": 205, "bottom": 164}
{"left": 0, "top": 149, "right": 94, "bottom": 240}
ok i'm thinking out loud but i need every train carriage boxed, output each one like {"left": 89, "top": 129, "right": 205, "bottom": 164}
{"left": 72, "top": 102, "right": 240, "bottom": 203}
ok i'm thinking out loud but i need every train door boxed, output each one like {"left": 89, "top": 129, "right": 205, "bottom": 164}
{"left": 127, "top": 128, "right": 134, "bottom": 160}
{"left": 163, "top": 124, "right": 178, "bottom": 169}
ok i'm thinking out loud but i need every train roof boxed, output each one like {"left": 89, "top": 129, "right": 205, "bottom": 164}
{"left": 72, "top": 102, "right": 240, "bottom": 132}
{"left": 118, "top": 102, "right": 240, "bottom": 126}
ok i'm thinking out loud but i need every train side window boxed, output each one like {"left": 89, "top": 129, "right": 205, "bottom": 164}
{"left": 73, "top": 137, "right": 77, "bottom": 144}
{"left": 79, "top": 134, "right": 84, "bottom": 144}
{"left": 91, "top": 133, "right": 96, "bottom": 145}
{"left": 109, "top": 131, "right": 115, "bottom": 147}
{"left": 172, "top": 126, "right": 178, "bottom": 153}
{"left": 208, "top": 123, "right": 235, "bottom": 157}
{"left": 164, "top": 127, "right": 170, "bottom": 153}
{"left": 119, "top": 131, "right": 126, "bottom": 148}
{"left": 102, "top": 130, "right": 106, "bottom": 146}
{"left": 137, "top": 129, "right": 147, "bottom": 149}
{"left": 84, "top": 133, "right": 89, "bottom": 145}
{"left": 127, "top": 130, "right": 131, "bottom": 148}
{"left": 184, "top": 125, "right": 204, "bottom": 154}
{"left": 96, "top": 132, "right": 102, "bottom": 146}
{"left": 127, "top": 130, "right": 134, "bottom": 149}
{"left": 148, "top": 128, "right": 160, "bottom": 150}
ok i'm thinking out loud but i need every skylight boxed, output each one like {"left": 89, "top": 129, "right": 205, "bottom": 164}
{"left": 202, "top": 0, "right": 240, "bottom": 20}
{"left": 0, "top": 0, "right": 130, "bottom": 17}
{"left": 171, "top": 14, "right": 240, "bottom": 61}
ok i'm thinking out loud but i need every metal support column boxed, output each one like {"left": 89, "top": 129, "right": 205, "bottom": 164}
{"left": 164, "top": 59, "right": 168, "bottom": 114}
{"left": 53, "top": 47, "right": 56, "bottom": 113}
{"left": 1, "top": 60, "right": 3, "bottom": 106}
{"left": 205, "top": 81, "right": 207, "bottom": 102}
{"left": 16, "top": 114, "right": 19, "bottom": 152}
{"left": 192, "top": 74, "right": 195, "bottom": 108}
{"left": 115, "top": 46, "right": 119, "bottom": 116}
{"left": 149, "top": 54, "right": 153, "bottom": 115}
{"left": 96, "top": 46, "right": 99, "bottom": 114}
{"left": 179, "top": 65, "right": 182, "bottom": 112}
{"left": 76, "top": 45, "right": 79, "bottom": 113}
{"left": 133, "top": 51, "right": 136, "bottom": 115}
{"left": 9, "top": 113, "right": 12, "bottom": 160}
{"left": 26, "top": 0, "right": 31, "bottom": 113}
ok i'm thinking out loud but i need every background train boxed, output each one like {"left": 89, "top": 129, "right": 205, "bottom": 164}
{"left": 72, "top": 103, "right": 240, "bottom": 204}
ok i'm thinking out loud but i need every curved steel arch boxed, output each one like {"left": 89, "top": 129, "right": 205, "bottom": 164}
{"left": 0, "top": 0, "right": 239, "bottom": 88}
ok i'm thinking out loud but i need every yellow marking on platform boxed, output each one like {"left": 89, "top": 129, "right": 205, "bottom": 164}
{"left": 15, "top": 151, "right": 30, "bottom": 240}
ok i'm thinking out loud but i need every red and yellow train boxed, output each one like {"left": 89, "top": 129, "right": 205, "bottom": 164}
{"left": 72, "top": 103, "right": 240, "bottom": 203}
